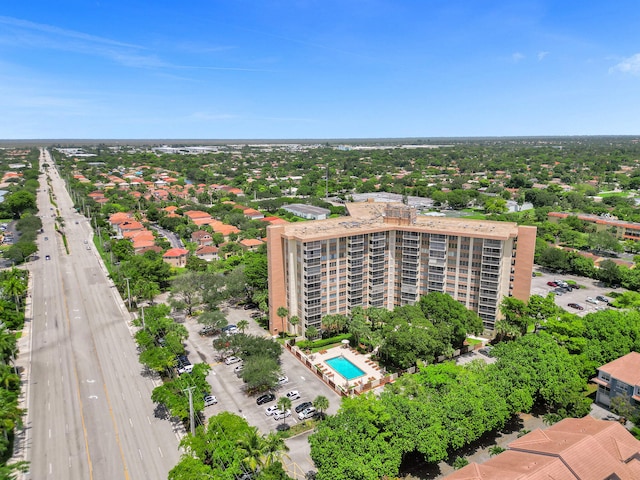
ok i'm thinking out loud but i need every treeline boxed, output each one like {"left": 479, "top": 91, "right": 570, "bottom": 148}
{"left": 0, "top": 269, "right": 29, "bottom": 478}
{"left": 309, "top": 303, "right": 640, "bottom": 479}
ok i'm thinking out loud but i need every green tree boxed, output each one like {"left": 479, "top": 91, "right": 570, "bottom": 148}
{"left": 237, "top": 319, "right": 249, "bottom": 334}
{"left": 305, "top": 325, "right": 318, "bottom": 340}
{"left": 276, "top": 396, "right": 292, "bottom": 426}
{"left": 4, "top": 191, "right": 36, "bottom": 218}
{"left": 276, "top": 307, "right": 288, "bottom": 334}
{"left": 313, "top": 395, "right": 329, "bottom": 418}
{"left": 598, "top": 259, "right": 622, "bottom": 286}
{"left": 288, "top": 316, "right": 299, "bottom": 336}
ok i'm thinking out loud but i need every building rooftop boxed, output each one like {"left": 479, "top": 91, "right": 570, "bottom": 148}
{"left": 598, "top": 352, "right": 640, "bottom": 387}
{"left": 275, "top": 202, "right": 521, "bottom": 241}
{"left": 282, "top": 203, "right": 331, "bottom": 216}
{"left": 446, "top": 416, "right": 640, "bottom": 480}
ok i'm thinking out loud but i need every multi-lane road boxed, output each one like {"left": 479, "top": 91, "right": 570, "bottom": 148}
{"left": 22, "top": 149, "right": 180, "bottom": 479}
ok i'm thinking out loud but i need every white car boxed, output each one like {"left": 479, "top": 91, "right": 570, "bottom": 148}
{"left": 265, "top": 405, "right": 280, "bottom": 416}
{"left": 225, "top": 356, "right": 241, "bottom": 365}
{"left": 177, "top": 364, "right": 193, "bottom": 375}
{"left": 234, "top": 364, "right": 244, "bottom": 373}
{"left": 586, "top": 297, "right": 599, "bottom": 305}
{"left": 277, "top": 375, "right": 289, "bottom": 385}
{"left": 298, "top": 407, "right": 316, "bottom": 420}
{"left": 286, "top": 390, "right": 300, "bottom": 400}
{"left": 273, "top": 409, "right": 291, "bottom": 420}
{"left": 203, "top": 395, "right": 217, "bottom": 407}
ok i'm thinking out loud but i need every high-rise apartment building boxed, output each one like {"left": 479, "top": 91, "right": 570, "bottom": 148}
{"left": 267, "top": 202, "right": 536, "bottom": 335}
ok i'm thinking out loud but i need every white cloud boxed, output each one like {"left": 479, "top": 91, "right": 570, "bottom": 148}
{"left": 512, "top": 52, "right": 524, "bottom": 62}
{"left": 611, "top": 53, "right": 640, "bottom": 75}
{"left": 537, "top": 51, "right": 549, "bottom": 61}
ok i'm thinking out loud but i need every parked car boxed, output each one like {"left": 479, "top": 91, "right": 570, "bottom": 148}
{"left": 225, "top": 356, "right": 241, "bottom": 365}
{"left": 286, "top": 390, "right": 300, "bottom": 400}
{"left": 45, "top": 255, "right": 50, "bottom": 260}
{"left": 199, "top": 325, "right": 216, "bottom": 336}
{"left": 176, "top": 354, "right": 191, "bottom": 365}
{"left": 222, "top": 324, "right": 237, "bottom": 332}
{"left": 256, "top": 393, "right": 275, "bottom": 405}
{"left": 273, "top": 409, "right": 291, "bottom": 420}
{"left": 265, "top": 405, "right": 280, "bottom": 416}
{"left": 568, "top": 303, "right": 584, "bottom": 310}
{"left": 295, "top": 401, "right": 313, "bottom": 413}
{"left": 552, "top": 288, "right": 564, "bottom": 296}
{"left": 177, "top": 364, "right": 193, "bottom": 375}
{"left": 596, "top": 295, "right": 610, "bottom": 304}
{"left": 547, "top": 281, "right": 558, "bottom": 287}
{"left": 277, "top": 375, "right": 289, "bottom": 385}
{"left": 203, "top": 395, "right": 217, "bottom": 407}
{"left": 586, "top": 297, "right": 599, "bottom": 305}
{"left": 478, "top": 346, "right": 494, "bottom": 357}
{"left": 298, "top": 407, "right": 316, "bottom": 420}
{"left": 234, "top": 364, "right": 244, "bottom": 374}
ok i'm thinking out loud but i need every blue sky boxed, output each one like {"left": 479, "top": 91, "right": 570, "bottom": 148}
{"left": 1, "top": 1, "right": 639, "bottom": 139}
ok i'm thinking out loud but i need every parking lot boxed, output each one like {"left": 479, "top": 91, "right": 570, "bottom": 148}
{"left": 530, "top": 267, "right": 619, "bottom": 316}
{"left": 177, "top": 304, "right": 341, "bottom": 436}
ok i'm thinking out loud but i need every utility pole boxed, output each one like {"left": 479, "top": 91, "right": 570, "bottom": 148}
{"left": 183, "top": 386, "right": 196, "bottom": 436}
{"left": 124, "top": 278, "right": 131, "bottom": 309}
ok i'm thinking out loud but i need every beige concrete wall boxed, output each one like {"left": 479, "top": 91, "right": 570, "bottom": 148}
{"left": 267, "top": 224, "right": 287, "bottom": 335}
{"left": 512, "top": 225, "right": 537, "bottom": 301}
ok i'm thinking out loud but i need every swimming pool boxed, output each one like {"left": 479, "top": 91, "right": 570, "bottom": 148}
{"left": 325, "top": 355, "right": 366, "bottom": 381}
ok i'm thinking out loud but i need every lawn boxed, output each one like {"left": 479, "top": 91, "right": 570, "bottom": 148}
{"left": 597, "top": 191, "right": 631, "bottom": 198}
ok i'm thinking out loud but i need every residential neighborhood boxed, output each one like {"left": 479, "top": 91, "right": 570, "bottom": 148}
{"left": 2, "top": 138, "right": 640, "bottom": 480}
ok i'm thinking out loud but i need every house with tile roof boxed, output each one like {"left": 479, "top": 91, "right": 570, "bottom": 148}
{"left": 162, "top": 248, "right": 189, "bottom": 268}
{"left": 261, "top": 216, "right": 289, "bottom": 225}
{"left": 593, "top": 352, "right": 640, "bottom": 408}
{"left": 191, "top": 230, "right": 213, "bottom": 246}
{"left": 239, "top": 238, "right": 263, "bottom": 252}
{"left": 446, "top": 415, "right": 640, "bottom": 480}
{"left": 128, "top": 230, "right": 156, "bottom": 254}
{"left": 242, "top": 207, "right": 264, "bottom": 220}
{"left": 195, "top": 245, "right": 219, "bottom": 262}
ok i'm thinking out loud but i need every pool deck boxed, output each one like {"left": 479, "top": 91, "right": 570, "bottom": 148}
{"left": 310, "top": 345, "right": 384, "bottom": 389}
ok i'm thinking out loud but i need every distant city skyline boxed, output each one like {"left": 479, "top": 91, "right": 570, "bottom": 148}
{"left": 2, "top": 1, "right": 639, "bottom": 139}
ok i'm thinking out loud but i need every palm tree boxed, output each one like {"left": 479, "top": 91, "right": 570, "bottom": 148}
{"left": 276, "top": 307, "right": 288, "bottom": 335}
{"left": 0, "top": 328, "right": 17, "bottom": 364}
{"left": 237, "top": 427, "right": 265, "bottom": 473}
{"left": 289, "top": 316, "right": 299, "bottom": 336}
{"left": 276, "top": 396, "right": 292, "bottom": 427}
{"left": 237, "top": 319, "right": 249, "bottom": 333}
{"left": 3, "top": 275, "right": 26, "bottom": 313}
{"left": 305, "top": 326, "right": 319, "bottom": 341}
{"left": 313, "top": 395, "right": 329, "bottom": 418}
{"left": 262, "top": 432, "right": 289, "bottom": 467}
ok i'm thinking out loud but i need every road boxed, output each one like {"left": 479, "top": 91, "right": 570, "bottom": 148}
{"left": 22, "top": 149, "right": 180, "bottom": 479}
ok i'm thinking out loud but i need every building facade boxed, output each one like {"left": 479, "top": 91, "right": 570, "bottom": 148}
{"left": 267, "top": 202, "right": 536, "bottom": 335}
{"left": 593, "top": 352, "right": 640, "bottom": 408}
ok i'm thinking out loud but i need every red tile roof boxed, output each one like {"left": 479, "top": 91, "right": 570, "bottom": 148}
{"left": 163, "top": 248, "right": 189, "bottom": 258}
{"left": 598, "top": 352, "right": 640, "bottom": 387}
{"left": 446, "top": 416, "right": 640, "bottom": 480}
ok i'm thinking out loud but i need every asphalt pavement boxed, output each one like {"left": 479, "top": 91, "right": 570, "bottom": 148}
{"left": 15, "top": 149, "right": 181, "bottom": 480}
